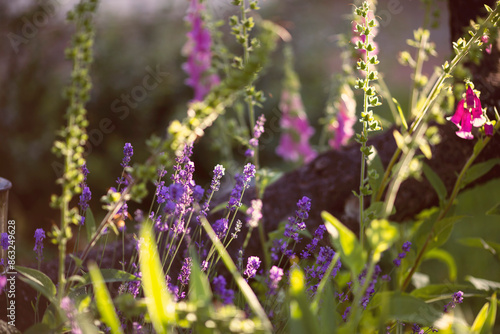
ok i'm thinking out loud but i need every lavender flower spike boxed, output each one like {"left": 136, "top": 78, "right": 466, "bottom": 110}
{"left": 34, "top": 228, "right": 46, "bottom": 261}
{"left": 244, "top": 256, "right": 261, "bottom": 280}
{"left": 121, "top": 142, "right": 134, "bottom": 168}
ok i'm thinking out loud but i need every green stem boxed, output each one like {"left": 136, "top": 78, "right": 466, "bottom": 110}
{"left": 401, "top": 125, "right": 499, "bottom": 291}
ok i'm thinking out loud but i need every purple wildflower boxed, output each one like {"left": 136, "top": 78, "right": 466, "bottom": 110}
{"left": 301, "top": 225, "right": 326, "bottom": 259}
{"left": 244, "top": 256, "right": 261, "bottom": 280}
{"left": 212, "top": 275, "right": 235, "bottom": 305}
{"left": 213, "top": 218, "right": 228, "bottom": 239}
{"left": 247, "top": 114, "right": 266, "bottom": 155}
{"left": 305, "top": 246, "right": 341, "bottom": 294}
{"left": 329, "top": 85, "right": 357, "bottom": 149}
{"left": 393, "top": 241, "right": 411, "bottom": 267}
{"left": 268, "top": 266, "right": 284, "bottom": 292}
{"left": 276, "top": 89, "right": 317, "bottom": 163}
{"left": 342, "top": 306, "right": 351, "bottom": 322}
{"left": 444, "top": 290, "right": 464, "bottom": 313}
{"left": 81, "top": 163, "right": 89, "bottom": 182}
{"left": 178, "top": 257, "right": 192, "bottom": 286}
{"left": 34, "top": 228, "right": 46, "bottom": 261}
{"left": 246, "top": 199, "right": 263, "bottom": 228}
{"left": 121, "top": 143, "right": 134, "bottom": 168}
{"left": 79, "top": 185, "right": 92, "bottom": 213}
{"left": 193, "top": 185, "right": 204, "bottom": 202}
{"left": 411, "top": 324, "right": 424, "bottom": 334}
{"left": 183, "top": 0, "right": 219, "bottom": 101}
{"left": 210, "top": 164, "right": 225, "bottom": 192}
{"left": 61, "top": 297, "right": 82, "bottom": 334}
{"left": 1, "top": 233, "right": 8, "bottom": 250}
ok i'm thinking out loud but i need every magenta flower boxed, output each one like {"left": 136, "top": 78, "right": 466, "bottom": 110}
{"left": 183, "top": 0, "right": 219, "bottom": 102}
{"left": 448, "top": 85, "right": 486, "bottom": 139}
{"left": 276, "top": 89, "right": 317, "bottom": 163}
{"left": 484, "top": 122, "right": 494, "bottom": 136}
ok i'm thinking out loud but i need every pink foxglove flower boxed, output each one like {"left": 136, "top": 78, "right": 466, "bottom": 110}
{"left": 182, "top": 0, "right": 219, "bottom": 102}
{"left": 276, "top": 89, "right": 317, "bottom": 163}
{"left": 328, "top": 85, "right": 357, "bottom": 149}
{"left": 447, "top": 85, "right": 486, "bottom": 140}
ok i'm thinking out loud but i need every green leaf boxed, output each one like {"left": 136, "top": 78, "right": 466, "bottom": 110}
{"left": 458, "top": 237, "right": 500, "bottom": 260}
{"left": 17, "top": 266, "right": 56, "bottom": 302}
{"left": 370, "top": 292, "right": 441, "bottom": 325}
{"left": 392, "top": 97, "right": 408, "bottom": 130}
{"left": 88, "top": 263, "right": 124, "bottom": 334}
{"left": 422, "top": 162, "right": 447, "bottom": 204}
{"left": 84, "top": 207, "right": 97, "bottom": 243}
{"left": 486, "top": 201, "right": 500, "bottom": 216}
{"left": 289, "top": 266, "right": 320, "bottom": 334}
{"left": 480, "top": 293, "right": 497, "bottom": 334}
{"left": 139, "top": 220, "right": 176, "bottom": 334}
{"left": 466, "top": 276, "right": 500, "bottom": 291}
{"left": 471, "top": 301, "right": 490, "bottom": 332}
{"left": 423, "top": 248, "right": 457, "bottom": 282}
{"left": 461, "top": 158, "right": 500, "bottom": 189}
{"left": 411, "top": 284, "right": 473, "bottom": 300}
{"left": 429, "top": 215, "right": 464, "bottom": 250}
{"left": 365, "top": 219, "right": 399, "bottom": 262}
{"left": 366, "top": 147, "right": 384, "bottom": 199}
{"left": 322, "top": 211, "right": 365, "bottom": 275}
{"left": 188, "top": 251, "right": 213, "bottom": 306}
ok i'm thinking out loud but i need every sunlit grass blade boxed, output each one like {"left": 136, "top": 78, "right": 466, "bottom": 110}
{"left": 139, "top": 219, "right": 176, "bottom": 334}
{"left": 88, "top": 262, "right": 123, "bottom": 334}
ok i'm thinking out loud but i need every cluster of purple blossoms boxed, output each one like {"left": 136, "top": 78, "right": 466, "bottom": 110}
{"left": 34, "top": 228, "right": 46, "bottom": 262}
{"left": 276, "top": 89, "right": 317, "bottom": 163}
{"left": 78, "top": 163, "right": 91, "bottom": 225}
{"left": 301, "top": 225, "right": 326, "bottom": 259}
{"left": 271, "top": 196, "right": 312, "bottom": 261}
{"left": 227, "top": 163, "right": 256, "bottom": 211}
{"left": 393, "top": 241, "right": 412, "bottom": 267}
{"left": 213, "top": 218, "right": 228, "bottom": 240}
{"left": 410, "top": 324, "right": 438, "bottom": 334}
{"left": 443, "top": 291, "right": 464, "bottom": 313}
{"left": 328, "top": 85, "right": 357, "bottom": 150}
{"left": 198, "top": 164, "right": 225, "bottom": 222}
{"left": 182, "top": 0, "right": 219, "bottom": 102}
{"left": 359, "top": 265, "right": 382, "bottom": 309}
{"left": 212, "top": 275, "right": 235, "bottom": 305}
{"left": 178, "top": 257, "right": 192, "bottom": 287}
{"left": 447, "top": 85, "right": 487, "bottom": 140}
{"left": 244, "top": 256, "right": 261, "bottom": 281}
{"left": 1, "top": 232, "right": 9, "bottom": 250}
{"left": 121, "top": 143, "right": 134, "bottom": 168}
{"left": 246, "top": 114, "right": 266, "bottom": 158}
{"left": 305, "top": 246, "right": 341, "bottom": 295}
{"left": 267, "top": 266, "right": 284, "bottom": 295}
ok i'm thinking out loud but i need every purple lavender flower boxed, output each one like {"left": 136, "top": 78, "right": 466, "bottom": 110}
{"left": 61, "top": 297, "right": 82, "bottom": 334}
{"left": 121, "top": 143, "right": 134, "bottom": 168}
{"left": 79, "top": 185, "right": 92, "bottom": 213}
{"left": 212, "top": 275, "right": 235, "bottom": 305}
{"left": 183, "top": 0, "right": 219, "bottom": 101}
{"left": 411, "top": 324, "right": 424, "bottom": 334}
{"left": 342, "top": 306, "right": 351, "bottom": 322}
{"left": 1, "top": 233, "right": 8, "bottom": 250}
{"left": 244, "top": 256, "right": 261, "bottom": 280}
{"left": 128, "top": 272, "right": 142, "bottom": 298}
{"left": 34, "top": 228, "right": 46, "bottom": 261}
{"left": 178, "top": 257, "right": 192, "bottom": 286}
{"left": 305, "top": 246, "right": 341, "bottom": 294}
{"left": 444, "top": 290, "right": 464, "bottom": 313}
{"left": 213, "top": 218, "right": 228, "bottom": 239}
{"left": 393, "top": 241, "right": 411, "bottom": 267}
{"left": 268, "top": 266, "right": 284, "bottom": 292}
{"left": 193, "top": 185, "right": 204, "bottom": 202}
{"left": 81, "top": 163, "right": 89, "bottom": 182}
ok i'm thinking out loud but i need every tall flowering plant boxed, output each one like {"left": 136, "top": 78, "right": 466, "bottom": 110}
{"left": 276, "top": 46, "right": 316, "bottom": 163}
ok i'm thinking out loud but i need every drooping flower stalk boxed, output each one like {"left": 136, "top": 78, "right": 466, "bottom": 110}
{"left": 447, "top": 83, "right": 486, "bottom": 139}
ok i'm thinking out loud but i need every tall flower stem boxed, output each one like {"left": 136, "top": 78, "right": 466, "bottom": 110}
{"left": 401, "top": 121, "right": 500, "bottom": 291}
{"left": 374, "top": 4, "right": 500, "bottom": 204}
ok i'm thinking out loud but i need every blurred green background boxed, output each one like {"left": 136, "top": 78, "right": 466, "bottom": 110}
{"left": 1, "top": 0, "right": 451, "bottom": 260}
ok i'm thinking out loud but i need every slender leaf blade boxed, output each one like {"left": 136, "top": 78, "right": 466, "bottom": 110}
{"left": 17, "top": 266, "right": 56, "bottom": 302}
